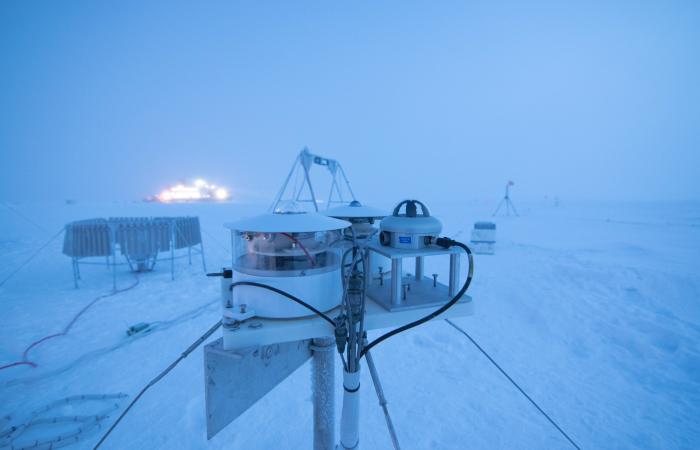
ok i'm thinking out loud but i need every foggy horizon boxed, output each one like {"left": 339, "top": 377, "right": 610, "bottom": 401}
{"left": 1, "top": 1, "right": 699, "bottom": 204}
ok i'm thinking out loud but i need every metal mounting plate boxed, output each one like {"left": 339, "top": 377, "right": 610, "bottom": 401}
{"left": 365, "top": 239, "right": 461, "bottom": 259}
{"left": 367, "top": 275, "right": 464, "bottom": 312}
{"left": 204, "top": 338, "right": 312, "bottom": 439}
{"left": 221, "top": 295, "right": 473, "bottom": 350}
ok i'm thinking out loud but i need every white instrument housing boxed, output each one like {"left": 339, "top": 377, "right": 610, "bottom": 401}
{"left": 225, "top": 211, "right": 351, "bottom": 319}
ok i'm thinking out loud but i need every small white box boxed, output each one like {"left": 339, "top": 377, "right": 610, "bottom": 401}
{"left": 470, "top": 221, "right": 496, "bottom": 255}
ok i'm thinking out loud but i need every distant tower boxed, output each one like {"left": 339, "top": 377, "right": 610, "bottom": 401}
{"left": 492, "top": 181, "right": 519, "bottom": 216}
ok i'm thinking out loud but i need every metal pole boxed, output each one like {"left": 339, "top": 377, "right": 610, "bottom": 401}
{"left": 311, "top": 337, "right": 335, "bottom": 450}
{"left": 492, "top": 198, "right": 505, "bottom": 216}
{"left": 339, "top": 165, "right": 356, "bottom": 201}
{"left": 449, "top": 252, "right": 460, "bottom": 297}
{"left": 390, "top": 258, "right": 402, "bottom": 306}
{"left": 415, "top": 256, "right": 424, "bottom": 281}
{"left": 326, "top": 171, "right": 339, "bottom": 208}
{"left": 110, "top": 226, "right": 117, "bottom": 291}
{"left": 170, "top": 221, "right": 175, "bottom": 281}
{"left": 340, "top": 368, "right": 361, "bottom": 450}
{"left": 200, "top": 242, "right": 207, "bottom": 273}
{"left": 72, "top": 258, "right": 79, "bottom": 289}
{"left": 302, "top": 155, "right": 320, "bottom": 212}
{"left": 365, "top": 350, "right": 401, "bottom": 450}
{"left": 505, "top": 185, "right": 511, "bottom": 216}
{"left": 509, "top": 197, "right": 519, "bottom": 216}
{"left": 270, "top": 154, "right": 300, "bottom": 212}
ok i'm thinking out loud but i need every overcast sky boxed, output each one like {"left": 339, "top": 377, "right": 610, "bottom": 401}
{"left": 1, "top": 0, "right": 698, "bottom": 204}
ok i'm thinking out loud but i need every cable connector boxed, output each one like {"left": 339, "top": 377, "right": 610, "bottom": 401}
{"left": 207, "top": 268, "right": 232, "bottom": 278}
{"left": 334, "top": 316, "right": 348, "bottom": 355}
{"left": 433, "top": 236, "right": 456, "bottom": 249}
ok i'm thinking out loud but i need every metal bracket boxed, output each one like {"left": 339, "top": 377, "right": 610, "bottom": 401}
{"left": 204, "top": 337, "right": 312, "bottom": 439}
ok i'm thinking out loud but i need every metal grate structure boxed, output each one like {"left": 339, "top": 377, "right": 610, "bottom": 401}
{"left": 63, "top": 216, "right": 206, "bottom": 289}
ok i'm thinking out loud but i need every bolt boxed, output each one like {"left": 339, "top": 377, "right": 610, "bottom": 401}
{"left": 432, "top": 273, "right": 438, "bottom": 287}
{"left": 223, "top": 318, "right": 240, "bottom": 331}
{"left": 402, "top": 283, "right": 409, "bottom": 300}
{"left": 239, "top": 304, "right": 247, "bottom": 314}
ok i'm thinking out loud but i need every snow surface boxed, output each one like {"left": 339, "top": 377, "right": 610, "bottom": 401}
{"left": 1, "top": 200, "right": 699, "bottom": 449}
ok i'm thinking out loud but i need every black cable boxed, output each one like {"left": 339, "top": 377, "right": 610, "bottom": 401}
{"left": 445, "top": 319, "right": 581, "bottom": 450}
{"left": 230, "top": 281, "right": 336, "bottom": 327}
{"left": 92, "top": 320, "right": 222, "bottom": 449}
{"left": 360, "top": 239, "right": 473, "bottom": 358}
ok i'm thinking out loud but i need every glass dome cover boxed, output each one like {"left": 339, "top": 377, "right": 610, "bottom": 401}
{"left": 226, "top": 212, "right": 350, "bottom": 276}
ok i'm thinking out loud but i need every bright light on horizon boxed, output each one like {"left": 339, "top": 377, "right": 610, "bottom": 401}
{"left": 154, "top": 179, "right": 231, "bottom": 203}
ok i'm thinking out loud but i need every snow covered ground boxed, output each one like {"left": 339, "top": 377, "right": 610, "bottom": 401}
{"left": 1, "top": 200, "right": 699, "bottom": 449}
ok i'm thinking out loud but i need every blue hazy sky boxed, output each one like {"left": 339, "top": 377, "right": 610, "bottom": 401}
{"left": 1, "top": 0, "right": 698, "bottom": 203}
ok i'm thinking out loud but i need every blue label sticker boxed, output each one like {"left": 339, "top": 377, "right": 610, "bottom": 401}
{"left": 399, "top": 236, "right": 411, "bottom": 244}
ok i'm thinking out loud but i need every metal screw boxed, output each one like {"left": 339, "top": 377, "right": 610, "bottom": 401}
{"left": 402, "top": 283, "right": 409, "bottom": 300}
{"left": 223, "top": 318, "right": 240, "bottom": 331}
{"left": 239, "top": 304, "right": 247, "bottom": 314}
{"left": 378, "top": 266, "right": 385, "bottom": 286}
{"left": 432, "top": 273, "right": 438, "bottom": 287}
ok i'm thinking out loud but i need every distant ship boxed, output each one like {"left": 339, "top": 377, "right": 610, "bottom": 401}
{"left": 145, "top": 179, "right": 231, "bottom": 203}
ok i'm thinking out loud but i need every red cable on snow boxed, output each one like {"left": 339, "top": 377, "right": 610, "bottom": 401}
{"left": 0, "top": 276, "right": 140, "bottom": 372}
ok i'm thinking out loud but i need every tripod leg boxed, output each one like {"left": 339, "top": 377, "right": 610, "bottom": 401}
{"left": 508, "top": 200, "right": 519, "bottom": 216}
{"left": 492, "top": 198, "right": 505, "bottom": 216}
{"left": 366, "top": 349, "right": 401, "bottom": 450}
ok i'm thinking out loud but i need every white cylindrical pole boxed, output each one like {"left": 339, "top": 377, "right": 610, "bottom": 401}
{"left": 340, "top": 368, "right": 361, "bottom": 450}
{"left": 312, "top": 337, "right": 335, "bottom": 450}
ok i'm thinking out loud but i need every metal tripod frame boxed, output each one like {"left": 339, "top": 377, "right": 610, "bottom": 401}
{"left": 269, "top": 148, "right": 357, "bottom": 212}
{"left": 492, "top": 184, "right": 519, "bottom": 216}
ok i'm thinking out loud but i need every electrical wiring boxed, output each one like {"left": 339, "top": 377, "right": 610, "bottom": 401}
{"left": 6, "top": 299, "right": 220, "bottom": 387}
{"left": 281, "top": 232, "right": 317, "bottom": 267}
{"left": 1, "top": 394, "right": 128, "bottom": 450}
{"left": 360, "top": 238, "right": 473, "bottom": 358}
{"left": 92, "top": 321, "right": 222, "bottom": 449}
{"left": 0, "top": 275, "right": 140, "bottom": 372}
{"left": 229, "top": 281, "right": 336, "bottom": 327}
{"left": 445, "top": 319, "right": 581, "bottom": 450}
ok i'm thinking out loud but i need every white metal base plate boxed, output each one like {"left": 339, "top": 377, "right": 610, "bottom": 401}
{"left": 367, "top": 275, "right": 464, "bottom": 312}
{"left": 222, "top": 293, "right": 473, "bottom": 350}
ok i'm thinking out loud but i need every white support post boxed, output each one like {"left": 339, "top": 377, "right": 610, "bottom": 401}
{"left": 312, "top": 337, "right": 335, "bottom": 450}
{"left": 340, "top": 368, "right": 361, "bottom": 450}
{"left": 415, "top": 256, "right": 424, "bottom": 281}
{"left": 391, "top": 258, "right": 402, "bottom": 306}
{"left": 449, "top": 253, "right": 460, "bottom": 297}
